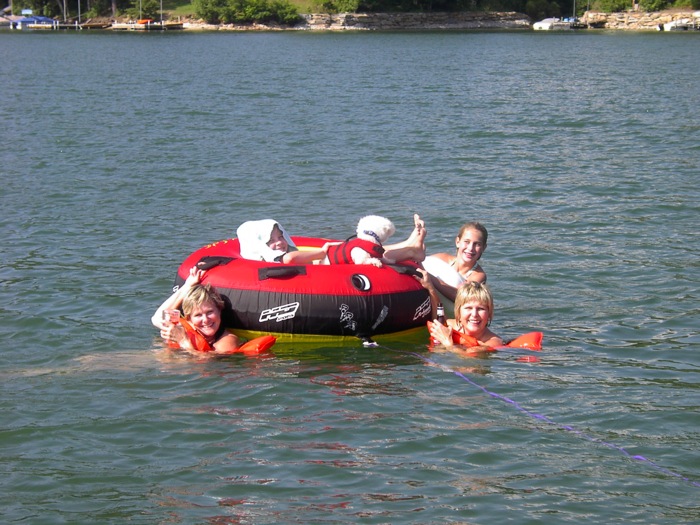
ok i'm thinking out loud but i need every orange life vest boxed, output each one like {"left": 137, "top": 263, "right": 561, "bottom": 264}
{"left": 427, "top": 321, "right": 543, "bottom": 351}
{"left": 179, "top": 317, "right": 214, "bottom": 352}
{"left": 427, "top": 320, "right": 480, "bottom": 349}
{"left": 217, "top": 335, "right": 277, "bottom": 356}
{"left": 179, "top": 318, "right": 276, "bottom": 355}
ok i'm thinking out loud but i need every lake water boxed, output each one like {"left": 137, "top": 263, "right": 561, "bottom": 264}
{"left": 1, "top": 28, "right": 699, "bottom": 523}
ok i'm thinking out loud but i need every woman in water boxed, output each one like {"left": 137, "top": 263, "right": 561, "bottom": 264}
{"left": 428, "top": 281, "right": 503, "bottom": 350}
{"left": 152, "top": 266, "right": 242, "bottom": 355}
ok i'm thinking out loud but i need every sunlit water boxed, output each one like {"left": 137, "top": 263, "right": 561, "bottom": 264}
{"left": 1, "top": 29, "right": 699, "bottom": 523}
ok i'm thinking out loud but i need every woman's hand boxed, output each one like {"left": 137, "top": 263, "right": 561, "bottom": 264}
{"left": 414, "top": 268, "right": 435, "bottom": 293}
{"left": 160, "top": 323, "right": 187, "bottom": 348}
{"left": 183, "top": 266, "right": 205, "bottom": 288}
{"left": 152, "top": 266, "right": 206, "bottom": 332}
{"left": 429, "top": 321, "right": 453, "bottom": 348}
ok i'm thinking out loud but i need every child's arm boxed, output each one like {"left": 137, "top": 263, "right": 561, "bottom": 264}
{"left": 282, "top": 242, "right": 340, "bottom": 264}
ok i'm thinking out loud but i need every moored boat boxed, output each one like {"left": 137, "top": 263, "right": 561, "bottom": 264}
{"left": 656, "top": 18, "right": 699, "bottom": 31}
{"left": 111, "top": 19, "right": 183, "bottom": 30}
{"left": 533, "top": 17, "right": 573, "bottom": 30}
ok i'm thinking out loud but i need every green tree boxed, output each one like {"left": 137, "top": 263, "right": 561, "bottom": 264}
{"left": 591, "top": 0, "right": 636, "bottom": 10}
{"left": 127, "top": 0, "right": 162, "bottom": 18}
{"left": 311, "top": 0, "right": 360, "bottom": 13}
{"left": 83, "top": 0, "right": 115, "bottom": 18}
{"left": 524, "top": 0, "right": 556, "bottom": 19}
{"left": 193, "top": 0, "right": 300, "bottom": 24}
{"left": 193, "top": 0, "right": 228, "bottom": 22}
{"left": 270, "top": 0, "right": 301, "bottom": 23}
{"left": 638, "top": 0, "right": 667, "bottom": 9}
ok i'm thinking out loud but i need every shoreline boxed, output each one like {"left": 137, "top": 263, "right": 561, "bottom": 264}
{"left": 184, "top": 12, "right": 532, "bottom": 31}
{"left": 581, "top": 9, "right": 700, "bottom": 30}
{"left": 178, "top": 9, "right": 700, "bottom": 32}
{"left": 4, "top": 9, "right": 697, "bottom": 32}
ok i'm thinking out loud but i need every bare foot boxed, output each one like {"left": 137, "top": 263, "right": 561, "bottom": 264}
{"left": 383, "top": 214, "right": 427, "bottom": 263}
{"left": 409, "top": 214, "right": 426, "bottom": 261}
{"left": 406, "top": 214, "right": 425, "bottom": 244}
{"left": 401, "top": 213, "right": 428, "bottom": 262}
{"left": 414, "top": 213, "right": 426, "bottom": 247}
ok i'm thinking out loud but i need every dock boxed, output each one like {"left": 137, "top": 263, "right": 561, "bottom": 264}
{"left": 110, "top": 20, "right": 184, "bottom": 31}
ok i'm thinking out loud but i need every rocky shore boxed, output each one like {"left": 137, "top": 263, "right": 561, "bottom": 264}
{"left": 184, "top": 12, "right": 532, "bottom": 31}
{"left": 582, "top": 10, "right": 699, "bottom": 30}
{"left": 178, "top": 9, "right": 699, "bottom": 31}
{"left": 300, "top": 11, "right": 532, "bottom": 30}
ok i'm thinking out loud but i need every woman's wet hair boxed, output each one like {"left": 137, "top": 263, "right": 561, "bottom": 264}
{"left": 454, "top": 281, "right": 494, "bottom": 323}
{"left": 182, "top": 284, "right": 225, "bottom": 317}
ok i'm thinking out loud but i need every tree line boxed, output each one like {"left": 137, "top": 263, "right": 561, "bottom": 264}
{"left": 9, "top": 0, "right": 699, "bottom": 27}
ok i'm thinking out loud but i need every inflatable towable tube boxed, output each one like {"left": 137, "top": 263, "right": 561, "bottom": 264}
{"left": 427, "top": 321, "right": 543, "bottom": 352}
{"left": 174, "top": 237, "right": 432, "bottom": 343}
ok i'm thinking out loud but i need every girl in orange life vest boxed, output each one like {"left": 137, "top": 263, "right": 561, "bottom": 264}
{"left": 152, "top": 266, "right": 242, "bottom": 355}
{"left": 428, "top": 281, "right": 503, "bottom": 350}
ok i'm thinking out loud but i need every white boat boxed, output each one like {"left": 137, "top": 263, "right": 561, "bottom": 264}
{"left": 533, "top": 17, "right": 572, "bottom": 30}
{"left": 660, "top": 18, "right": 690, "bottom": 31}
{"left": 111, "top": 19, "right": 183, "bottom": 30}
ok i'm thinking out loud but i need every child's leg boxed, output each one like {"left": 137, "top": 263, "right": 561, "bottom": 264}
{"left": 383, "top": 214, "right": 426, "bottom": 263}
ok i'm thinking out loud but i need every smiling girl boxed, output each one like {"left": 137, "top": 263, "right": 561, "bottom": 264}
{"left": 423, "top": 222, "right": 488, "bottom": 303}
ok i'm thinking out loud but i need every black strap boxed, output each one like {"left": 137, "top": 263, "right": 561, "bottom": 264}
{"left": 258, "top": 266, "right": 307, "bottom": 280}
{"left": 196, "top": 256, "right": 235, "bottom": 271}
{"left": 385, "top": 263, "right": 421, "bottom": 278}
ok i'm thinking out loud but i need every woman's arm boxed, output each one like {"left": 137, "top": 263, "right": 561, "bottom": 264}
{"left": 429, "top": 275, "right": 458, "bottom": 304}
{"left": 415, "top": 269, "right": 440, "bottom": 319}
{"left": 211, "top": 332, "right": 243, "bottom": 354}
{"left": 480, "top": 331, "right": 503, "bottom": 348}
{"left": 151, "top": 266, "right": 204, "bottom": 330}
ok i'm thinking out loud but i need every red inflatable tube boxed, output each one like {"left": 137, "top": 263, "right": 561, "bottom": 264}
{"left": 174, "top": 237, "right": 431, "bottom": 341}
